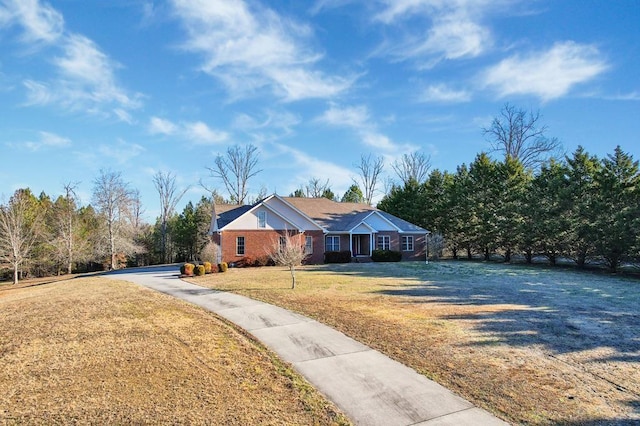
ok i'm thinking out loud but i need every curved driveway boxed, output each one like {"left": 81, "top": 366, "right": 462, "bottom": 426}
{"left": 103, "top": 265, "right": 508, "bottom": 426}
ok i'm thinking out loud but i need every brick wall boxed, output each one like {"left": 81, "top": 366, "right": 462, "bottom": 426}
{"left": 216, "top": 229, "right": 326, "bottom": 265}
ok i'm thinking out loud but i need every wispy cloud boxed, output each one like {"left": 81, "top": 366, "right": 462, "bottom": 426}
{"left": 481, "top": 41, "right": 608, "bottom": 101}
{"left": 148, "top": 116, "right": 228, "bottom": 145}
{"left": 97, "top": 138, "right": 145, "bottom": 164}
{"left": 372, "top": 0, "right": 502, "bottom": 65}
{"left": 420, "top": 83, "right": 471, "bottom": 103}
{"left": 317, "top": 104, "right": 417, "bottom": 153}
{"left": 170, "top": 0, "right": 354, "bottom": 101}
{"left": 273, "top": 142, "right": 353, "bottom": 193}
{"left": 0, "top": 0, "right": 64, "bottom": 44}
{"left": 7, "top": 130, "right": 71, "bottom": 151}
{"left": 2, "top": 1, "right": 142, "bottom": 120}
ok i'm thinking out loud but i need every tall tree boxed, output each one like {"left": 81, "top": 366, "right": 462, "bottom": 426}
{"left": 467, "top": 153, "right": 501, "bottom": 260}
{"left": 483, "top": 103, "right": 562, "bottom": 170}
{"left": 354, "top": 154, "right": 384, "bottom": 205}
{"left": 565, "top": 147, "right": 600, "bottom": 267}
{"left": 51, "top": 183, "right": 81, "bottom": 274}
{"left": 392, "top": 151, "right": 431, "bottom": 185}
{"left": 206, "top": 144, "right": 262, "bottom": 205}
{"left": 92, "top": 170, "right": 134, "bottom": 270}
{"left": 153, "top": 171, "right": 188, "bottom": 264}
{"left": 592, "top": 146, "right": 640, "bottom": 271}
{"left": 341, "top": 184, "right": 364, "bottom": 203}
{"left": 0, "top": 189, "right": 42, "bottom": 284}
{"left": 305, "top": 177, "right": 331, "bottom": 198}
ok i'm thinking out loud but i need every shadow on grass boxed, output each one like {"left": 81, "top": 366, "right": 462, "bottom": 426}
{"left": 310, "top": 261, "right": 640, "bottom": 364}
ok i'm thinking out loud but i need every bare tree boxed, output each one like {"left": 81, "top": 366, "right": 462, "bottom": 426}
{"left": 92, "top": 170, "right": 133, "bottom": 270}
{"left": 305, "top": 177, "right": 331, "bottom": 198}
{"left": 269, "top": 232, "right": 308, "bottom": 289}
{"left": 354, "top": 154, "right": 384, "bottom": 205}
{"left": 483, "top": 103, "right": 562, "bottom": 169}
{"left": 392, "top": 151, "right": 431, "bottom": 185}
{"left": 0, "top": 190, "right": 42, "bottom": 284}
{"left": 206, "top": 144, "right": 262, "bottom": 205}
{"left": 52, "top": 182, "right": 80, "bottom": 274}
{"left": 153, "top": 171, "right": 188, "bottom": 263}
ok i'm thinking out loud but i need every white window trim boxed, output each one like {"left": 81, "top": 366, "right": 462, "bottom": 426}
{"left": 402, "top": 235, "right": 414, "bottom": 251}
{"left": 377, "top": 235, "right": 390, "bottom": 251}
{"left": 326, "top": 235, "right": 340, "bottom": 252}
{"left": 236, "top": 236, "right": 245, "bottom": 256}
{"left": 305, "top": 236, "right": 313, "bottom": 254}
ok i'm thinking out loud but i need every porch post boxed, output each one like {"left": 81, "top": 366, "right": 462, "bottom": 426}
{"left": 349, "top": 232, "right": 353, "bottom": 257}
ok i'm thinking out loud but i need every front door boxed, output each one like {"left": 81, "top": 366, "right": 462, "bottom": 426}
{"left": 352, "top": 235, "right": 370, "bottom": 256}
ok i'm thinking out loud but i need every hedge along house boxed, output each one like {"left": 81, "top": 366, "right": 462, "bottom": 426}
{"left": 209, "top": 194, "right": 429, "bottom": 265}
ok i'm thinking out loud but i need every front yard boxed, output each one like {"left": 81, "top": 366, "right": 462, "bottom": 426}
{"left": 191, "top": 261, "right": 640, "bottom": 425}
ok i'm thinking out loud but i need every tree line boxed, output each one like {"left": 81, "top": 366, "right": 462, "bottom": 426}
{"left": 378, "top": 145, "right": 640, "bottom": 272}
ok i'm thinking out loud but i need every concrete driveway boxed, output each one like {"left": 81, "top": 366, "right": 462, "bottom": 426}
{"left": 104, "top": 265, "right": 508, "bottom": 426}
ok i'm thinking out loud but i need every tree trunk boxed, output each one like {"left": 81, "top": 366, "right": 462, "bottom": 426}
{"left": 466, "top": 246, "right": 472, "bottom": 260}
{"left": 290, "top": 266, "right": 296, "bottom": 289}
{"left": 452, "top": 246, "right": 458, "bottom": 259}
{"left": 13, "top": 265, "right": 18, "bottom": 285}
{"left": 504, "top": 248, "right": 511, "bottom": 263}
{"left": 484, "top": 247, "right": 490, "bottom": 261}
{"left": 525, "top": 249, "right": 533, "bottom": 264}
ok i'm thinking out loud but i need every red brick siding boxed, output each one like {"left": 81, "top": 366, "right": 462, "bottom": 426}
{"left": 217, "top": 230, "right": 326, "bottom": 265}
{"left": 401, "top": 233, "right": 426, "bottom": 261}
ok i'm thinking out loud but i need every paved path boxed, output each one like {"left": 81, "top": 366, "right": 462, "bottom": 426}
{"left": 103, "top": 266, "right": 508, "bottom": 426}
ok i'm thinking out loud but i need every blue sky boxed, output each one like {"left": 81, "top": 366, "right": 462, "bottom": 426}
{"left": 1, "top": 0, "right": 638, "bottom": 220}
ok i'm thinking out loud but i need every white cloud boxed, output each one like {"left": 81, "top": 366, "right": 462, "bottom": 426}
{"left": 273, "top": 143, "right": 353, "bottom": 193}
{"left": 184, "top": 121, "right": 228, "bottom": 145}
{"left": 149, "top": 116, "right": 177, "bottom": 135}
{"left": 0, "top": 0, "right": 64, "bottom": 43}
{"left": 97, "top": 139, "right": 145, "bottom": 164}
{"left": 481, "top": 41, "right": 608, "bottom": 101}
{"left": 421, "top": 83, "right": 471, "bottom": 103}
{"left": 170, "top": 0, "right": 353, "bottom": 101}
{"left": 317, "top": 104, "right": 417, "bottom": 153}
{"left": 11, "top": 130, "right": 71, "bottom": 151}
{"left": 148, "top": 116, "right": 228, "bottom": 145}
{"left": 373, "top": 0, "right": 499, "bottom": 64}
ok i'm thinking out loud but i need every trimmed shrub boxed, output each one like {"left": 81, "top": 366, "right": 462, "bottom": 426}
{"left": 179, "top": 264, "right": 186, "bottom": 275}
{"left": 183, "top": 263, "right": 195, "bottom": 276}
{"left": 324, "top": 251, "right": 352, "bottom": 264}
{"left": 194, "top": 265, "right": 206, "bottom": 276}
{"left": 203, "top": 261, "right": 212, "bottom": 274}
{"left": 218, "top": 262, "right": 228, "bottom": 272}
{"left": 371, "top": 250, "right": 402, "bottom": 262}
{"left": 210, "top": 263, "right": 219, "bottom": 273}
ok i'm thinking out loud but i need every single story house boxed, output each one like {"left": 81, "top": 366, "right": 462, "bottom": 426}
{"left": 209, "top": 194, "right": 429, "bottom": 264}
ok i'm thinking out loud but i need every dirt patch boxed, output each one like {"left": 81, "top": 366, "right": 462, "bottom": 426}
{"left": 191, "top": 261, "right": 640, "bottom": 425}
{"left": 0, "top": 276, "right": 349, "bottom": 425}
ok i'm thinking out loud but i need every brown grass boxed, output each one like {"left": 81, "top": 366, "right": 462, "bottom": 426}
{"left": 189, "top": 262, "right": 640, "bottom": 425}
{"left": 0, "top": 276, "right": 349, "bottom": 425}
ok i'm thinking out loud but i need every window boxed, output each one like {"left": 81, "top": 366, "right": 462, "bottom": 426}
{"left": 279, "top": 236, "right": 287, "bottom": 250}
{"left": 401, "top": 236, "right": 414, "bottom": 251}
{"left": 236, "top": 236, "right": 245, "bottom": 256}
{"left": 257, "top": 211, "right": 267, "bottom": 228}
{"left": 326, "top": 235, "right": 340, "bottom": 252}
{"left": 377, "top": 235, "right": 390, "bottom": 251}
{"left": 305, "top": 236, "right": 313, "bottom": 254}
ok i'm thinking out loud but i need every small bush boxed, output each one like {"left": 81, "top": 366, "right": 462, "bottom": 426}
{"left": 179, "top": 264, "right": 186, "bottom": 275}
{"left": 255, "top": 255, "right": 275, "bottom": 267}
{"left": 183, "top": 263, "right": 195, "bottom": 275}
{"left": 194, "top": 265, "right": 206, "bottom": 276}
{"left": 203, "top": 261, "right": 212, "bottom": 274}
{"left": 238, "top": 256, "right": 255, "bottom": 268}
{"left": 371, "top": 250, "right": 402, "bottom": 262}
{"left": 210, "top": 263, "right": 219, "bottom": 273}
{"left": 324, "top": 251, "right": 352, "bottom": 264}
{"left": 218, "top": 262, "right": 228, "bottom": 272}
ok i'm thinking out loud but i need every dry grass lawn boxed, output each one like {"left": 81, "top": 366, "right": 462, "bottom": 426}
{"left": 0, "top": 276, "right": 349, "bottom": 425}
{"left": 190, "top": 261, "right": 640, "bottom": 425}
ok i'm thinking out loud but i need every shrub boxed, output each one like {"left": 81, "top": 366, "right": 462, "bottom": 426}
{"left": 324, "top": 251, "right": 352, "bottom": 264}
{"left": 255, "top": 255, "right": 275, "bottom": 267}
{"left": 210, "top": 263, "right": 219, "bottom": 273}
{"left": 371, "top": 250, "right": 402, "bottom": 262}
{"left": 238, "top": 256, "right": 255, "bottom": 268}
{"left": 203, "top": 261, "right": 212, "bottom": 274}
{"left": 194, "top": 265, "right": 206, "bottom": 276}
{"left": 183, "top": 263, "right": 195, "bottom": 275}
{"left": 218, "top": 262, "right": 228, "bottom": 272}
{"left": 200, "top": 241, "right": 220, "bottom": 264}
{"left": 179, "top": 264, "right": 186, "bottom": 275}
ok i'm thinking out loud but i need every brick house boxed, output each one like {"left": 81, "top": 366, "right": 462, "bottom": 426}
{"left": 209, "top": 194, "right": 429, "bottom": 265}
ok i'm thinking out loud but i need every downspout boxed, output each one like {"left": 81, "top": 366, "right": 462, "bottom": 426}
{"left": 425, "top": 231, "right": 430, "bottom": 264}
